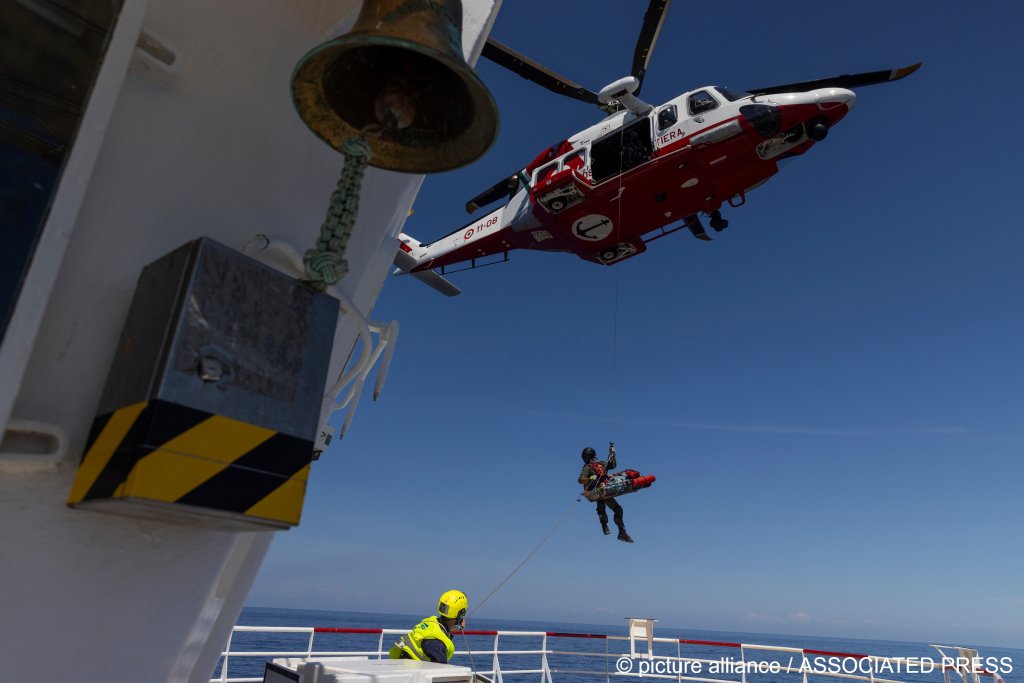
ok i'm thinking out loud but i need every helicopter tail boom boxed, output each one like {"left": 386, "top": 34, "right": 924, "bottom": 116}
{"left": 393, "top": 234, "right": 462, "bottom": 297}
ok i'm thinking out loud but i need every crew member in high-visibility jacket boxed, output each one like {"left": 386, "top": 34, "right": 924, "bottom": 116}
{"left": 388, "top": 590, "right": 467, "bottom": 663}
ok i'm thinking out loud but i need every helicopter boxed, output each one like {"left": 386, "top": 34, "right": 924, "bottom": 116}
{"left": 392, "top": 0, "right": 920, "bottom": 296}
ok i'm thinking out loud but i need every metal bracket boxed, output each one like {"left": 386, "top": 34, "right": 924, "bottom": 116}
{"left": 131, "top": 29, "right": 181, "bottom": 84}
{"left": 0, "top": 419, "right": 67, "bottom": 472}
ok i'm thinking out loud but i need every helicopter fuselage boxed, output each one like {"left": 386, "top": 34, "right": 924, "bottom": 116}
{"left": 404, "top": 84, "right": 855, "bottom": 273}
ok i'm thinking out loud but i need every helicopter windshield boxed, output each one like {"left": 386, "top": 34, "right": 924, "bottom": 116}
{"left": 715, "top": 86, "right": 752, "bottom": 101}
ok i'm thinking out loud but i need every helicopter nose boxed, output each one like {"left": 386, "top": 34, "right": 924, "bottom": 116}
{"left": 815, "top": 87, "right": 856, "bottom": 111}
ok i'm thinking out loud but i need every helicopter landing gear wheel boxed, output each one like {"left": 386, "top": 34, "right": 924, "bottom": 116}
{"left": 709, "top": 210, "right": 728, "bottom": 231}
{"left": 807, "top": 117, "right": 828, "bottom": 141}
{"left": 601, "top": 249, "right": 618, "bottom": 261}
{"left": 549, "top": 198, "right": 566, "bottom": 212}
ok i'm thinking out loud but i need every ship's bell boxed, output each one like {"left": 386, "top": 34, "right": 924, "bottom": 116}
{"left": 291, "top": 0, "right": 499, "bottom": 173}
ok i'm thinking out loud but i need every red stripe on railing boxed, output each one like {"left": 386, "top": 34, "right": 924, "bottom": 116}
{"left": 546, "top": 631, "right": 609, "bottom": 639}
{"left": 679, "top": 639, "right": 743, "bottom": 648}
{"left": 458, "top": 630, "right": 500, "bottom": 636}
{"left": 803, "top": 649, "right": 869, "bottom": 659}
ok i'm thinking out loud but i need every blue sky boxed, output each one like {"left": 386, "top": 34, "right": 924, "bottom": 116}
{"left": 249, "top": 1, "right": 1024, "bottom": 649}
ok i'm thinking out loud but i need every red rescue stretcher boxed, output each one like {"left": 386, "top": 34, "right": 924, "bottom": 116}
{"left": 582, "top": 469, "right": 656, "bottom": 502}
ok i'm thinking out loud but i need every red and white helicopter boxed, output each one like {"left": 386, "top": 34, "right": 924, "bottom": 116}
{"left": 393, "top": 0, "right": 920, "bottom": 296}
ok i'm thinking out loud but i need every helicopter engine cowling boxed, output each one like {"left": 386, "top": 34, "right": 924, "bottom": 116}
{"left": 598, "top": 76, "right": 652, "bottom": 116}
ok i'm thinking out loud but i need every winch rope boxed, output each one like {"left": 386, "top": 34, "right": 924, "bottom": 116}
{"left": 303, "top": 135, "right": 372, "bottom": 291}
{"left": 609, "top": 247, "right": 621, "bottom": 446}
{"left": 608, "top": 123, "right": 628, "bottom": 445}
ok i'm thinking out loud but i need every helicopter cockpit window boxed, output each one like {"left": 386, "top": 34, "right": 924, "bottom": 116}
{"left": 590, "top": 118, "right": 654, "bottom": 184}
{"left": 688, "top": 90, "right": 719, "bottom": 116}
{"left": 657, "top": 105, "right": 678, "bottom": 131}
{"left": 715, "top": 86, "right": 752, "bottom": 102}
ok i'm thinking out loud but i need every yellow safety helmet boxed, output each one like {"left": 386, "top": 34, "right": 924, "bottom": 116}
{"left": 437, "top": 589, "right": 468, "bottom": 624}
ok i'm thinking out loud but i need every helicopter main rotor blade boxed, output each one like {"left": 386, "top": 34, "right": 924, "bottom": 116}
{"left": 482, "top": 38, "right": 601, "bottom": 107}
{"left": 466, "top": 173, "right": 520, "bottom": 214}
{"left": 631, "top": 0, "right": 672, "bottom": 96}
{"left": 747, "top": 63, "right": 922, "bottom": 96}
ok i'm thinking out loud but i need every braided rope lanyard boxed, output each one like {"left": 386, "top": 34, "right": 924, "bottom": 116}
{"left": 303, "top": 135, "right": 373, "bottom": 291}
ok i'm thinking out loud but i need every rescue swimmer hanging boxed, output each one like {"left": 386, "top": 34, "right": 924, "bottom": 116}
{"left": 578, "top": 443, "right": 654, "bottom": 543}
{"left": 579, "top": 443, "right": 656, "bottom": 502}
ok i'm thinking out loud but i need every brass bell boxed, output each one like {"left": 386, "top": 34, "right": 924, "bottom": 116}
{"left": 291, "top": 0, "right": 499, "bottom": 173}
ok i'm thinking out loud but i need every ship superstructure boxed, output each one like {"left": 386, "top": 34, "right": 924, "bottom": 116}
{"left": 0, "top": 1, "right": 499, "bottom": 680}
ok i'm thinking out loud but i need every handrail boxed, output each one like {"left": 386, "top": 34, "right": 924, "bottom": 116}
{"left": 213, "top": 626, "right": 1008, "bottom": 683}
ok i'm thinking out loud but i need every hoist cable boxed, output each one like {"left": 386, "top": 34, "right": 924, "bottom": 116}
{"left": 608, "top": 119, "right": 629, "bottom": 444}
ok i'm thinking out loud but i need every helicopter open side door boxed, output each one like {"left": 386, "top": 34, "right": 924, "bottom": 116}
{"left": 590, "top": 117, "right": 654, "bottom": 184}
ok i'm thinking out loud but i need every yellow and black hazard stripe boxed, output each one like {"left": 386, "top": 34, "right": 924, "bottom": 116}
{"left": 68, "top": 399, "right": 314, "bottom": 527}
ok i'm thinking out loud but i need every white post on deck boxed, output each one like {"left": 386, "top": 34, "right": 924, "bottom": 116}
{"left": 492, "top": 633, "right": 504, "bottom": 683}
{"left": 627, "top": 618, "right": 657, "bottom": 660}
{"left": 542, "top": 633, "right": 553, "bottom": 683}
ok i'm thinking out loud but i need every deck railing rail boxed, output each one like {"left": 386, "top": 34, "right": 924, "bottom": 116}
{"left": 213, "top": 626, "right": 1007, "bottom": 683}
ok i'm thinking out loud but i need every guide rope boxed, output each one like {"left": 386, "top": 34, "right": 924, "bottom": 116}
{"left": 467, "top": 496, "right": 579, "bottom": 620}
{"left": 457, "top": 496, "right": 579, "bottom": 681}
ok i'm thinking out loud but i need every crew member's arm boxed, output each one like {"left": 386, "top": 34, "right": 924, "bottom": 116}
{"left": 578, "top": 465, "right": 591, "bottom": 486}
{"left": 421, "top": 638, "right": 449, "bottom": 664}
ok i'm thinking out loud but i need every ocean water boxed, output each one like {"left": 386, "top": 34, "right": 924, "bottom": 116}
{"left": 213, "top": 607, "right": 1021, "bottom": 682}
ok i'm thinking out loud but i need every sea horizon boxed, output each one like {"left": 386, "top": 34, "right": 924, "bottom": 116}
{"left": 240, "top": 605, "right": 1023, "bottom": 654}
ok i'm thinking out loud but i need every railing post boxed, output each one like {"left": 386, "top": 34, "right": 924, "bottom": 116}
{"left": 802, "top": 653, "right": 809, "bottom": 683}
{"left": 492, "top": 633, "right": 503, "bottom": 683}
{"left": 218, "top": 629, "right": 234, "bottom": 683}
{"left": 541, "top": 633, "right": 553, "bottom": 683}
{"left": 606, "top": 638, "right": 611, "bottom": 683}
{"left": 741, "top": 645, "right": 747, "bottom": 683}
{"left": 307, "top": 628, "right": 315, "bottom": 659}
{"left": 378, "top": 631, "right": 385, "bottom": 659}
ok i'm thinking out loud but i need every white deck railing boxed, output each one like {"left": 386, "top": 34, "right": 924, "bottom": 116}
{"left": 213, "top": 625, "right": 1007, "bottom": 683}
